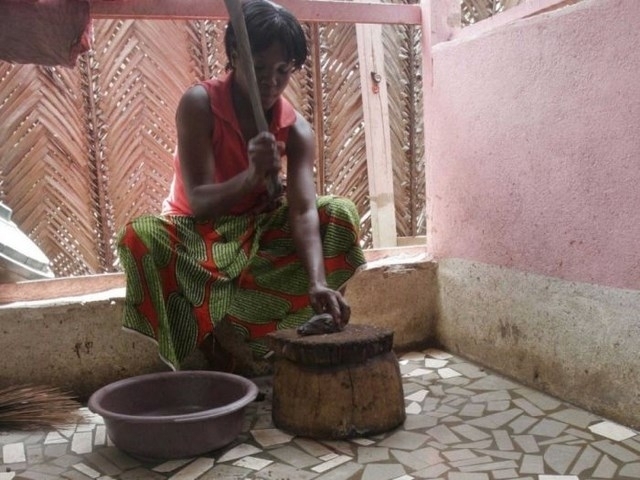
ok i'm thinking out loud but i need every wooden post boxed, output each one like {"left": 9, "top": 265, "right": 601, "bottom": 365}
{"left": 356, "top": 0, "right": 397, "bottom": 248}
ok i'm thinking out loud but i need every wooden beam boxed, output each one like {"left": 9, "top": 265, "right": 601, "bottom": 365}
{"left": 356, "top": 0, "right": 397, "bottom": 248}
{"left": 90, "top": 0, "right": 422, "bottom": 25}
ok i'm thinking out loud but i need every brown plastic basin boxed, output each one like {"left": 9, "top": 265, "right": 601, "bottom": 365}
{"left": 88, "top": 371, "right": 258, "bottom": 460}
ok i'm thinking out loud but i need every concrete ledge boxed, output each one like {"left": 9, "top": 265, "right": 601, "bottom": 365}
{"left": 0, "top": 246, "right": 437, "bottom": 399}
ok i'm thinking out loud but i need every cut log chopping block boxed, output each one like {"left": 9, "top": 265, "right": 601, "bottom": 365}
{"left": 266, "top": 324, "right": 406, "bottom": 439}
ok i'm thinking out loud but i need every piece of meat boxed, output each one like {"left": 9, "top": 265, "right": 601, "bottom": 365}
{"left": 296, "top": 313, "right": 342, "bottom": 336}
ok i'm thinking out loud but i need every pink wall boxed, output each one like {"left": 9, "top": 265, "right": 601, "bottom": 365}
{"left": 426, "top": 0, "right": 640, "bottom": 290}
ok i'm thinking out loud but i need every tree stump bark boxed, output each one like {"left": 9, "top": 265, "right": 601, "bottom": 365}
{"left": 266, "top": 324, "right": 406, "bottom": 439}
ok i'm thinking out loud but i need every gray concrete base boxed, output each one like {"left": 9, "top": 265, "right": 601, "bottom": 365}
{"left": 437, "top": 258, "right": 640, "bottom": 430}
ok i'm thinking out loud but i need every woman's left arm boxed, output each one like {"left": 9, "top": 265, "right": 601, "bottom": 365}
{"left": 286, "top": 113, "right": 351, "bottom": 326}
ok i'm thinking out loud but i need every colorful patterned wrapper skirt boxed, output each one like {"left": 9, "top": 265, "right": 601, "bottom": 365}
{"left": 117, "top": 195, "right": 366, "bottom": 371}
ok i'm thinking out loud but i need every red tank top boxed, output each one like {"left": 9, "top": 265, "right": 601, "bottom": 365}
{"left": 162, "top": 72, "right": 297, "bottom": 216}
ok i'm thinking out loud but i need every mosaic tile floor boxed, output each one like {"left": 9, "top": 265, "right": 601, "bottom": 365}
{"left": 1, "top": 349, "right": 639, "bottom": 480}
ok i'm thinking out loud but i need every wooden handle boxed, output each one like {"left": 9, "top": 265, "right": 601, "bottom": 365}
{"left": 223, "top": 0, "right": 282, "bottom": 199}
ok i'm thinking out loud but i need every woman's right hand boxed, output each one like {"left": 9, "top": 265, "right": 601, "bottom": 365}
{"left": 247, "top": 132, "right": 285, "bottom": 186}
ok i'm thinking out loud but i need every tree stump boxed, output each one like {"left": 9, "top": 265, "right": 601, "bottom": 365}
{"left": 266, "top": 324, "right": 405, "bottom": 439}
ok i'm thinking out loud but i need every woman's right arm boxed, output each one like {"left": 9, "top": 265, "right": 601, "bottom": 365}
{"left": 176, "top": 85, "right": 259, "bottom": 220}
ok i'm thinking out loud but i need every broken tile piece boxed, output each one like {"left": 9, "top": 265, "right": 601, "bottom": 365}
{"left": 492, "top": 430, "right": 515, "bottom": 451}
{"left": 460, "top": 403, "right": 486, "bottom": 418}
{"left": 426, "top": 425, "right": 462, "bottom": 444}
{"left": 492, "top": 469, "right": 518, "bottom": 479}
{"left": 589, "top": 421, "right": 638, "bottom": 442}
{"left": 356, "top": 446, "right": 390, "bottom": 465}
{"left": 451, "top": 424, "right": 491, "bottom": 441}
{"left": 448, "top": 473, "right": 489, "bottom": 480}
{"left": 538, "top": 476, "right": 579, "bottom": 480}
{"left": 72, "top": 462, "right": 101, "bottom": 478}
{"left": 251, "top": 428, "right": 294, "bottom": 447}
{"left": 442, "top": 449, "right": 478, "bottom": 462}
{"left": 2, "top": 443, "right": 25, "bottom": 464}
{"left": 392, "top": 447, "right": 443, "bottom": 470}
{"left": 70, "top": 432, "right": 93, "bottom": 455}
{"left": 43, "top": 432, "right": 68, "bottom": 445}
{"left": 543, "top": 444, "right": 581, "bottom": 475}
{"left": 311, "top": 454, "right": 351, "bottom": 473}
{"left": 217, "top": 443, "right": 262, "bottom": 463}
{"left": 379, "top": 431, "right": 429, "bottom": 450}
{"left": 232, "top": 455, "right": 272, "bottom": 471}
{"left": 549, "top": 408, "right": 598, "bottom": 428}
{"left": 424, "top": 358, "right": 448, "bottom": 369}
{"left": 512, "top": 398, "right": 544, "bottom": 417}
{"left": 152, "top": 458, "right": 195, "bottom": 473}
{"left": 412, "top": 462, "right": 449, "bottom": 478}
{"left": 620, "top": 462, "right": 640, "bottom": 478}
{"left": 520, "top": 454, "right": 544, "bottom": 474}
{"left": 360, "top": 463, "right": 406, "bottom": 480}
{"left": 405, "top": 389, "right": 428, "bottom": 402}
{"left": 169, "top": 458, "right": 215, "bottom": 479}
{"left": 592, "top": 454, "right": 618, "bottom": 479}
{"left": 438, "top": 368, "right": 462, "bottom": 379}
{"left": 423, "top": 349, "right": 452, "bottom": 360}
{"left": 400, "top": 352, "right": 426, "bottom": 362}
{"left": 528, "top": 419, "right": 568, "bottom": 438}
{"left": 269, "top": 445, "right": 320, "bottom": 469}
{"left": 93, "top": 425, "right": 106, "bottom": 446}
{"left": 319, "top": 453, "right": 339, "bottom": 461}
{"left": 592, "top": 439, "right": 639, "bottom": 462}
{"left": 351, "top": 438, "right": 376, "bottom": 446}
{"left": 403, "top": 368, "right": 433, "bottom": 378}
{"left": 569, "top": 445, "right": 601, "bottom": 475}
{"left": 254, "top": 462, "right": 318, "bottom": 480}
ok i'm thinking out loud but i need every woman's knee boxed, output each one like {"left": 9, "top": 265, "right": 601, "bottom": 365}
{"left": 117, "top": 215, "right": 167, "bottom": 251}
{"left": 318, "top": 196, "right": 360, "bottom": 225}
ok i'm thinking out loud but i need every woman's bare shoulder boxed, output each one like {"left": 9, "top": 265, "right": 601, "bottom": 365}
{"left": 178, "top": 84, "right": 210, "bottom": 113}
{"left": 286, "top": 111, "right": 315, "bottom": 166}
{"left": 289, "top": 111, "right": 313, "bottom": 142}
{"left": 177, "top": 84, "right": 211, "bottom": 126}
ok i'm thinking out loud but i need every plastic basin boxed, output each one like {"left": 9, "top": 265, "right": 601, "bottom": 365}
{"left": 88, "top": 371, "right": 258, "bottom": 460}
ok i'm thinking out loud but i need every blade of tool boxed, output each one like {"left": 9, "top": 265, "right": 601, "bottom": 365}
{"left": 223, "top": 0, "right": 282, "bottom": 200}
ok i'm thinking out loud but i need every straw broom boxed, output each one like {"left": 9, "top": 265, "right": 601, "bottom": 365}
{"left": 0, "top": 384, "right": 83, "bottom": 430}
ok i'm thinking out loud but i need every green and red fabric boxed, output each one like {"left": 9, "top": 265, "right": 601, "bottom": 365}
{"left": 117, "top": 195, "right": 366, "bottom": 370}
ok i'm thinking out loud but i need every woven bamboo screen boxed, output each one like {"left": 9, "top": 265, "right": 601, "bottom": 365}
{"left": 461, "top": 0, "right": 523, "bottom": 25}
{"left": 0, "top": 0, "right": 520, "bottom": 278}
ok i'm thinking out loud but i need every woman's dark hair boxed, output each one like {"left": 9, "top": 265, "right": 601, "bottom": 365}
{"left": 224, "top": 0, "right": 308, "bottom": 71}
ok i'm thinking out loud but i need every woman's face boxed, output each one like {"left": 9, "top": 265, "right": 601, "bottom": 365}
{"left": 235, "top": 41, "right": 294, "bottom": 111}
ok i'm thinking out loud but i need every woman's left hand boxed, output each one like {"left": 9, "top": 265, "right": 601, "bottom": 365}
{"left": 309, "top": 285, "right": 351, "bottom": 328}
